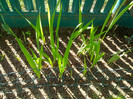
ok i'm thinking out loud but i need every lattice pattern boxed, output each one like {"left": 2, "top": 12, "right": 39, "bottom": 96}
{"left": 0, "top": 0, "right": 132, "bottom": 28}
{"left": 0, "top": 67, "right": 133, "bottom": 98}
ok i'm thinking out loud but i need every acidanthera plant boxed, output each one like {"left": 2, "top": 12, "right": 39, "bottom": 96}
{"left": 78, "top": 0, "right": 133, "bottom": 76}
{"left": 1, "top": 0, "right": 132, "bottom": 78}
{"left": 47, "top": 0, "right": 93, "bottom": 77}
{"left": 1, "top": 11, "right": 54, "bottom": 78}
{"left": 1, "top": 0, "right": 92, "bottom": 78}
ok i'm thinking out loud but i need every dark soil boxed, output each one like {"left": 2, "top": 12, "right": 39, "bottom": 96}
{"left": 0, "top": 26, "right": 133, "bottom": 99}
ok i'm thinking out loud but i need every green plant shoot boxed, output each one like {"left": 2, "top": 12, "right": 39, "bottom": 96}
{"left": 1, "top": 10, "right": 53, "bottom": 78}
{"left": 77, "top": 0, "right": 133, "bottom": 76}
{"left": 108, "top": 48, "right": 133, "bottom": 64}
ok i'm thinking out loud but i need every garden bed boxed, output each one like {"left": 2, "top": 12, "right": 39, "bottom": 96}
{"left": 0, "top": 26, "right": 133, "bottom": 99}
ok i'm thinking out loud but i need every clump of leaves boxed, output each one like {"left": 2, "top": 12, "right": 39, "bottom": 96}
{"left": 1, "top": 10, "right": 49, "bottom": 78}
{"left": 1, "top": 0, "right": 92, "bottom": 78}
{"left": 108, "top": 48, "right": 133, "bottom": 64}
{"left": 1, "top": 0, "right": 132, "bottom": 78}
{"left": 78, "top": 0, "right": 133, "bottom": 76}
{"left": 47, "top": 1, "right": 93, "bottom": 77}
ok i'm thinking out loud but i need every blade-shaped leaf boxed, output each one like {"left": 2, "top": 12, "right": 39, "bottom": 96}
{"left": 16, "top": 37, "right": 40, "bottom": 78}
{"left": 83, "top": 57, "right": 87, "bottom": 76}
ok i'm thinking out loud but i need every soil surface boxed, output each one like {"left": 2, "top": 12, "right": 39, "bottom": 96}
{"left": 0, "top": 26, "right": 133, "bottom": 99}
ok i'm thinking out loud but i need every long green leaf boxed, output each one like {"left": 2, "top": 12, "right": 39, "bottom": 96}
{"left": 108, "top": 51, "right": 121, "bottom": 64}
{"left": 30, "top": 49, "right": 38, "bottom": 62}
{"left": 1, "top": 15, "right": 14, "bottom": 36}
{"left": 55, "top": 4, "right": 62, "bottom": 55}
{"left": 15, "top": 37, "right": 40, "bottom": 78}
{"left": 79, "top": 2, "right": 83, "bottom": 29}
{"left": 90, "top": 45, "right": 95, "bottom": 62}
{"left": 109, "top": 2, "right": 133, "bottom": 29}
{"left": 1, "top": 15, "right": 41, "bottom": 78}
{"left": 83, "top": 57, "right": 87, "bottom": 76}
{"left": 38, "top": 45, "right": 43, "bottom": 70}
{"left": 36, "top": 15, "right": 41, "bottom": 49}
{"left": 60, "top": 20, "right": 93, "bottom": 76}
{"left": 15, "top": 8, "right": 36, "bottom": 30}
{"left": 47, "top": 2, "right": 55, "bottom": 62}
{"left": 100, "top": 0, "right": 117, "bottom": 33}
{"left": 41, "top": 52, "right": 53, "bottom": 67}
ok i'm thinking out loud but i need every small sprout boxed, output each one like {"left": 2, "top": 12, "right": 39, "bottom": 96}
{"left": 108, "top": 48, "right": 133, "bottom": 64}
{"left": 0, "top": 54, "right": 5, "bottom": 61}
{"left": 25, "top": 31, "right": 31, "bottom": 36}
{"left": 124, "top": 35, "right": 128, "bottom": 39}
{"left": 108, "top": 53, "right": 120, "bottom": 64}
{"left": 16, "top": 56, "right": 20, "bottom": 61}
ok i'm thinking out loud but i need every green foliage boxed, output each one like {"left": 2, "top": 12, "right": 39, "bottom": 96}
{"left": 59, "top": 21, "right": 92, "bottom": 77}
{"left": 1, "top": 12, "right": 50, "bottom": 78}
{"left": 83, "top": 56, "right": 87, "bottom": 76}
{"left": 0, "top": 54, "right": 4, "bottom": 61}
{"left": 22, "top": 31, "right": 31, "bottom": 43}
{"left": 108, "top": 51, "right": 122, "bottom": 64}
{"left": 108, "top": 93, "right": 126, "bottom": 99}
{"left": 108, "top": 0, "right": 133, "bottom": 30}
{"left": 77, "top": 0, "right": 133, "bottom": 76}
{"left": 25, "top": 31, "right": 31, "bottom": 37}
{"left": 1, "top": 0, "right": 91, "bottom": 78}
{"left": 78, "top": 21, "right": 105, "bottom": 76}
{"left": 108, "top": 48, "right": 133, "bottom": 64}
{"left": 47, "top": 0, "right": 61, "bottom": 63}
{"left": 1, "top": 0, "right": 132, "bottom": 78}
{"left": 47, "top": 0, "right": 93, "bottom": 77}
{"left": 78, "top": 4, "right": 105, "bottom": 76}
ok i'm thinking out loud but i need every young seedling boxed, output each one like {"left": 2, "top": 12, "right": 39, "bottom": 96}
{"left": 108, "top": 48, "right": 133, "bottom": 64}
{"left": 0, "top": 54, "right": 5, "bottom": 61}
{"left": 78, "top": 3, "right": 105, "bottom": 76}
{"left": 47, "top": 0, "right": 93, "bottom": 77}
{"left": 1, "top": 10, "right": 51, "bottom": 78}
